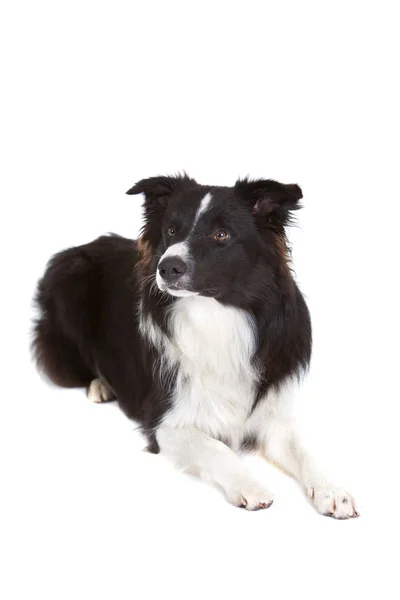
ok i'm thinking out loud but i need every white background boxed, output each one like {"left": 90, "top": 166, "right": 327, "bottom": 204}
{"left": 1, "top": 1, "right": 399, "bottom": 599}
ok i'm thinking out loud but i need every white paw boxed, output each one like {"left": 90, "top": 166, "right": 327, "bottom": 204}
{"left": 308, "top": 484, "right": 359, "bottom": 519}
{"left": 226, "top": 478, "right": 274, "bottom": 511}
{"left": 88, "top": 379, "right": 114, "bottom": 403}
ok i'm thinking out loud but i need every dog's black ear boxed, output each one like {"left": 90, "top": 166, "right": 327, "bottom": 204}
{"left": 235, "top": 178, "right": 302, "bottom": 225}
{"left": 126, "top": 173, "right": 196, "bottom": 201}
{"left": 127, "top": 174, "right": 196, "bottom": 249}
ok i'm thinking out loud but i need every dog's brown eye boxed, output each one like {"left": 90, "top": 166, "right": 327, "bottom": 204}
{"left": 168, "top": 227, "right": 176, "bottom": 237}
{"left": 214, "top": 230, "right": 229, "bottom": 242}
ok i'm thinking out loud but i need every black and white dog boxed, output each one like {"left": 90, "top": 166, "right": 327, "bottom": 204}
{"left": 33, "top": 174, "right": 358, "bottom": 518}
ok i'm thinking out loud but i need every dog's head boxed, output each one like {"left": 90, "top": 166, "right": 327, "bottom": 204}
{"left": 127, "top": 174, "right": 302, "bottom": 303}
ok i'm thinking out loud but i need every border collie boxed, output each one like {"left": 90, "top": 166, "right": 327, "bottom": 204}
{"left": 33, "top": 174, "right": 358, "bottom": 518}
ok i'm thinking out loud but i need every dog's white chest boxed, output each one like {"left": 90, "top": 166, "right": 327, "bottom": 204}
{"left": 159, "top": 296, "right": 259, "bottom": 447}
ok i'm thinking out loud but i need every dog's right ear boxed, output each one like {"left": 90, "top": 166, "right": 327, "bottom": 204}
{"left": 127, "top": 174, "right": 196, "bottom": 249}
{"left": 126, "top": 173, "right": 196, "bottom": 202}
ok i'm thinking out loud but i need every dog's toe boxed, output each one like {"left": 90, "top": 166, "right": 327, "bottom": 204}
{"left": 308, "top": 485, "right": 359, "bottom": 519}
{"left": 228, "top": 479, "right": 274, "bottom": 511}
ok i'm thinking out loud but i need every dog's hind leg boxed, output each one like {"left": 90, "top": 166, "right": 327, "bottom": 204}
{"left": 87, "top": 378, "right": 116, "bottom": 403}
{"left": 32, "top": 247, "right": 97, "bottom": 390}
{"left": 33, "top": 318, "right": 93, "bottom": 388}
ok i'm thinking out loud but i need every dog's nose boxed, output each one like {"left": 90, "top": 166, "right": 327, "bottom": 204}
{"left": 158, "top": 257, "right": 187, "bottom": 283}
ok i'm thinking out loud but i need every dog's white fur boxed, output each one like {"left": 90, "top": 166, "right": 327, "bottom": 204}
{"left": 192, "top": 191, "right": 213, "bottom": 226}
{"left": 88, "top": 378, "right": 114, "bottom": 403}
{"left": 139, "top": 294, "right": 359, "bottom": 517}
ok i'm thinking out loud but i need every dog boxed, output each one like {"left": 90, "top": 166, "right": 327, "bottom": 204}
{"left": 32, "top": 173, "right": 359, "bottom": 518}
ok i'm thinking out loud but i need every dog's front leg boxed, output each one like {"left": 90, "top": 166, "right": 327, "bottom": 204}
{"left": 262, "top": 416, "right": 359, "bottom": 519}
{"left": 156, "top": 426, "right": 273, "bottom": 510}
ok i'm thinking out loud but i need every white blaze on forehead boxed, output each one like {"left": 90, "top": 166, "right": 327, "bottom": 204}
{"left": 156, "top": 193, "right": 212, "bottom": 293}
{"left": 158, "top": 192, "right": 213, "bottom": 264}
{"left": 191, "top": 192, "right": 213, "bottom": 232}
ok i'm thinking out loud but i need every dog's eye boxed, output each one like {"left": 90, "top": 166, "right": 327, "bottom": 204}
{"left": 167, "top": 227, "right": 176, "bottom": 237}
{"left": 214, "top": 230, "right": 229, "bottom": 242}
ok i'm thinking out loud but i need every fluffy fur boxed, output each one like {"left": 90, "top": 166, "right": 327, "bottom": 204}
{"left": 32, "top": 174, "right": 358, "bottom": 517}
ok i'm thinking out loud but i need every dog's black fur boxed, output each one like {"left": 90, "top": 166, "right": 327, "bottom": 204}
{"left": 33, "top": 174, "right": 312, "bottom": 451}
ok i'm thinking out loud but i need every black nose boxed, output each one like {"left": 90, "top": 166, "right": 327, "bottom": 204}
{"left": 158, "top": 256, "right": 187, "bottom": 283}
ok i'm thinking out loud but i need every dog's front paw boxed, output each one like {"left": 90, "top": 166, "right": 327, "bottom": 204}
{"left": 227, "top": 478, "right": 274, "bottom": 511}
{"left": 308, "top": 485, "right": 359, "bottom": 519}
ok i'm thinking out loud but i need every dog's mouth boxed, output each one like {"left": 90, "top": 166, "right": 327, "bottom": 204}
{"left": 165, "top": 286, "right": 198, "bottom": 298}
{"left": 167, "top": 286, "right": 219, "bottom": 299}
{"left": 157, "top": 281, "right": 197, "bottom": 297}
{"left": 160, "top": 284, "right": 218, "bottom": 299}
{"left": 157, "top": 278, "right": 217, "bottom": 299}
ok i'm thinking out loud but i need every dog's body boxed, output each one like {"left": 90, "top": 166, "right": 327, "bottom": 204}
{"left": 33, "top": 174, "right": 358, "bottom": 517}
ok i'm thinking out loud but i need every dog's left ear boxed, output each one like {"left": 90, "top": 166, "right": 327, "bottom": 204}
{"left": 235, "top": 178, "right": 303, "bottom": 222}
